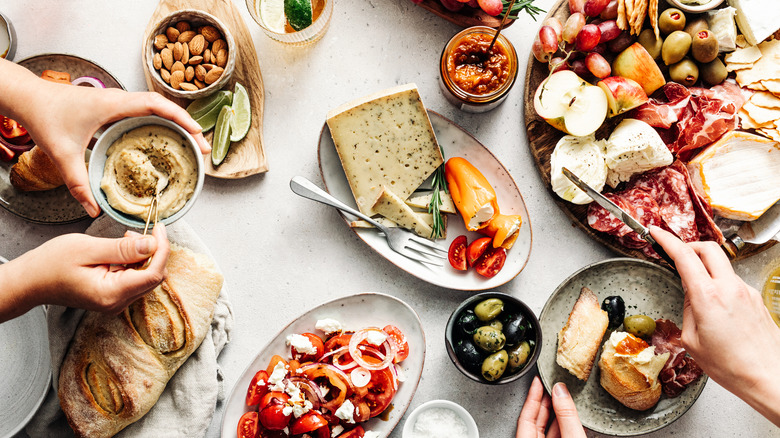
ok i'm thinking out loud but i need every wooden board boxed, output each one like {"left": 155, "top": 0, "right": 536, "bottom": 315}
{"left": 415, "top": 0, "right": 514, "bottom": 28}
{"left": 142, "top": 0, "right": 268, "bottom": 179}
{"left": 522, "top": 0, "right": 774, "bottom": 262}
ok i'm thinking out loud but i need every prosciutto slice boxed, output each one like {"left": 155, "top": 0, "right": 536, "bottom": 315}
{"left": 650, "top": 319, "right": 704, "bottom": 397}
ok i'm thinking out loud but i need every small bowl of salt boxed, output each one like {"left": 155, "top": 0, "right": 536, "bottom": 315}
{"left": 402, "top": 399, "right": 479, "bottom": 438}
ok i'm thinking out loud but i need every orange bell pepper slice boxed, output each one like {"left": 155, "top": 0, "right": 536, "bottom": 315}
{"left": 445, "top": 157, "right": 498, "bottom": 231}
{"left": 479, "top": 213, "right": 523, "bottom": 249}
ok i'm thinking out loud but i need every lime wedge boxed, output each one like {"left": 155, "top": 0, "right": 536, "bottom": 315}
{"left": 212, "top": 105, "right": 233, "bottom": 166}
{"left": 189, "top": 91, "right": 232, "bottom": 132}
{"left": 229, "top": 83, "right": 251, "bottom": 142}
{"left": 186, "top": 90, "right": 232, "bottom": 121}
{"left": 284, "top": 0, "right": 313, "bottom": 31}
{"left": 258, "top": 0, "right": 287, "bottom": 33}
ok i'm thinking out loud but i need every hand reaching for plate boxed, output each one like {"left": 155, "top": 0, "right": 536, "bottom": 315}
{"left": 516, "top": 376, "right": 586, "bottom": 438}
{"left": 0, "top": 58, "right": 210, "bottom": 217}
{"left": 650, "top": 226, "right": 780, "bottom": 427}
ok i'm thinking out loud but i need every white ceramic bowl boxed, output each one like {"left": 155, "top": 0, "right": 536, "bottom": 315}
{"left": 666, "top": 0, "right": 725, "bottom": 14}
{"left": 88, "top": 116, "right": 205, "bottom": 229}
{"left": 402, "top": 399, "right": 479, "bottom": 438}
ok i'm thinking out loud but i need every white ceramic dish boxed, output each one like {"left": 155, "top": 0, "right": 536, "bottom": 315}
{"left": 402, "top": 399, "right": 479, "bottom": 438}
{"left": 88, "top": 115, "right": 205, "bottom": 229}
{"left": 0, "top": 257, "right": 51, "bottom": 438}
{"left": 666, "top": 0, "right": 725, "bottom": 13}
{"left": 220, "top": 292, "right": 426, "bottom": 438}
{"left": 537, "top": 258, "right": 707, "bottom": 436}
{"left": 318, "top": 110, "right": 532, "bottom": 291}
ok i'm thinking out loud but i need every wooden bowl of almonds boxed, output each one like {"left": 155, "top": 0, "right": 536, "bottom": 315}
{"left": 144, "top": 9, "right": 236, "bottom": 99}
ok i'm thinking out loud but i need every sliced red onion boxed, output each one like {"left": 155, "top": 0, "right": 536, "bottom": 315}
{"left": 298, "top": 363, "right": 353, "bottom": 388}
{"left": 348, "top": 329, "right": 395, "bottom": 371}
{"left": 331, "top": 347, "right": 357, "bottom": 371}
{"left": 284, "top": 376, "right": 323, "bottom": 411}
{"left": 389, "top": 365, "right": 399, "bottom": 391}
{"left": 350, "top": 367, "right": 372, "bottom": 388}
{"left": 0, "top": 135, "right": 33, "bottom": 153}
{"left": 72, "top": 76, "right": 105, "bottom": 88}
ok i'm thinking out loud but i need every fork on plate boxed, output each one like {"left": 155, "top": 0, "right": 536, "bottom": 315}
{"left": 289, "top": 176, "right": 447, "bottom": 267}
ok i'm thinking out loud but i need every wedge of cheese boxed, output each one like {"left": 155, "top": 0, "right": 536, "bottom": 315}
{"left": 327, "top": 84, "right": 444, "bottom": 216}
{"left": 687, "top": 131, "right": 780, "bottom": 221}
{"left": 405, "top": 191, "right": 456, "bottom": 214}
{"left": 727, "top": 0, "right": 780, "bottom": 46}
{"left": 350, "top": 213, "right": 447, "bottom": 238}
{"left": 372, "top": 186, "right": 434, "bottom": 239}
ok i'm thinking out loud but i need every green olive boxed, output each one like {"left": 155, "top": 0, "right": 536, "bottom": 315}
{"left": 639, "top": 29, "right": 663, "bottom": 60}
{"left": 700, "top": 58, "right": 728, "bottom": 86}
{"left": 623, "top": 315, "right": 657, "bottom": 338}
{"left": 481, "top": 350, "right": 508, "bottom": 381}
{"left": 474, "top": 298, "right": 504, "bottom": 322}
{"left": 691, "top": 29, "right": 719, "bottom": 63}
{"left": 507, "top": 341, "right": 532, "bottom": 372}
{"left": 662, "top": 31, "right": 692, "bottom": 65}
{"left": 659, "top": 8, "right": 686, "bottom": 35}
{"left": 487, "top": 319, "right": 503, "bottom": 332}
{"left": 669, "top": 58, "right": 699, "bottom": 86}
{"left": 473, "top": 326, "right": 506, "bottom": 352}
{"left": 684, "top": 16, "right": 709, "bottom": 39}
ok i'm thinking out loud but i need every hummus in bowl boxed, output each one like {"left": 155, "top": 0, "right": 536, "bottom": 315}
{"left": 89, "top": 116, "right": 204, "bottom": 228}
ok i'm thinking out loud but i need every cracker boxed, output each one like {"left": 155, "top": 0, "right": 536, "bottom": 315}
{"left": 751, "top": 91, "right": 780, "bottom": 109}
{"left": 743, "top": 101, "right": 780, "bottom": 125}
{"left": 739, "top": 109, "right": 772, "bottom": 129}
{"left": 617, "top": 0, "right": 628, "bottom": 31}
{"left": 725, "top": 46, "right": 762, "bottom": 64}
{"left": 762, "top": 79, "right": 780, "bottom": 95}
{"left": 758, "top": 127, "right": 780, "bottom": 142}
{"left": 649, "top": 0, "right": 659, "bottom": 40}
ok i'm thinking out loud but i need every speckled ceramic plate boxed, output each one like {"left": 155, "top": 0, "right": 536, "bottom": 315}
{"left": 537, "top": 258, "right": 707, "bottom": 436}
{"left": 0, "top": 54, "right": 124, "bottom": 224}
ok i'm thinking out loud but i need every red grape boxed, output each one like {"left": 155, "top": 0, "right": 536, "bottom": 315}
{"left": 569, "top": 59, "right": 589, "bottom": 76}
{"left": 467, "top": 0, "right": 479, "bottom": 6}
{"left": 549, "top": 57, "right": 569, "bottom": 73}
{"left": 543, "top": 17, "right": 563, "bottom": 43}
{"left": 454, "top": 0, "right": 471, "bottom": 3}
{"left": 585, "top": 52, "right": 611, "bottom": 78}
{"left": 600, "top": 0, "right": 619, "bottom": 19}
{"left": 607, "top": 31, "right": 635, "bottom": 53}
{"left": 440, "top": 0, "right": 465, "bottom": 11}
{"left": 598, "top": 20, "right": 621, "bottom": 42}
{"left": 539, "top": 26, "right": 559, "bottom": 54}
{"left": 562, "top": 13, "right": 586, "bottom": 44}
{"left": 591, "top": 43, "right": 607, "bottom": 56}
{"left": 576, "top": 24, "right": 601, "bottom": 51}
{"left": 569, "top": 0, "right": 585, "bottom": 14}
{"left": 477, "top": 0, "right": 503, "bottom": 16}
{"left": 532, "top": 37, "right": 552, "bottom": 63}
{"left": 583, "top": 0, "right": 609, "bottom": 17}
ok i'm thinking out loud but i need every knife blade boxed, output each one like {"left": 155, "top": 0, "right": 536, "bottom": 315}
{"left": 562, "top": 167, "right": 676, "bottom": 270}
{"left": 724, "top": 201, "right": 780, "bottom": 256}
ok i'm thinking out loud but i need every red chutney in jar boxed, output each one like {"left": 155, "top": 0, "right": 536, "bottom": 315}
{"left": 446, "top": 33, "right": 511, "bottom": 96}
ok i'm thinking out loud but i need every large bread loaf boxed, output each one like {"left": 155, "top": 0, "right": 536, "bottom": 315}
{"left": 58, "top": 244, "right": 224, "bottom": 437}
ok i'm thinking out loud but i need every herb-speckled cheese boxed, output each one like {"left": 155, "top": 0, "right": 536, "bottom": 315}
{"left": 372, "top": 186, "right": 434, "bottom": 239}
{"left": 326, "top": 84, "right": 444, "bottom": 216}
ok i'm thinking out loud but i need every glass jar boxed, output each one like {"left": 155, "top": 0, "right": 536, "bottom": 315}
{"left": 763, "top": 261, "right": 780, "bottom": 328}
{"left": 247, "top": 0, "right": 333, "bottom": 46}
{"left": 439, "top": 26, "right": 518, "bottom": 113}
{"left": 0, "top": 12, "right": 15, "bottom": 60}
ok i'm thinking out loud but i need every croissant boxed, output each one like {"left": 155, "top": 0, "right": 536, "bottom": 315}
{"left": 58, "top": 244, "right": 224, "bottom": 438}
{"left": 9, "top": 146, "right": 65, "bottom": 191}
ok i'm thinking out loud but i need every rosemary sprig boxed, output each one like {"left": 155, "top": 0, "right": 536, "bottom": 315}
{"left": 501, "top": 0, "right": 545, "bottom": 21}
{"left": 429, "top": 156, "right": 448, "bottom": 239}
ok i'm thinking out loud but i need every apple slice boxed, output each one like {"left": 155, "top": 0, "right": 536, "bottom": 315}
{"left": 534, "top": 70, "right": 608, "bottom": 137}
{"left": 598, "top": 76, "right": 649, "bottom": 117}
{"left": 612, "top": 43, "right": 666, "bottom": 96}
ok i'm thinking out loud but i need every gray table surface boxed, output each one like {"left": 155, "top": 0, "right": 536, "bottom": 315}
{"left": 2, "top": 0, "right": 779, "bottom": 437}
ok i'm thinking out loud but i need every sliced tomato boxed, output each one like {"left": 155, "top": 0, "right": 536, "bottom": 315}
{"left": 382, "top": 325, "right": 409, "bottom": 363}
{"left": 290, "top": 411, "right": 329, "bottom": 435}
{"left": 352, "top": 397, "right": 371, "bottom": 423}
{"left": 474, "top": 247, "right": 507, "bottom": 278}
{"left": 337, "top": 425, "right": 366, "bottom": 438}
{"left": 266, "top": 355, "right": 288, "bottom": 376}
{"left": 237, "top": 411, "right": 259, "bottom": 438}
{"left": 467, "top": 237, "right": 492, "bottom": 267}
{"left": 448, "top": 235, "right": 468, "bottom": 271}
{"left": 291, "top": 333, "right": 325, "bottom": 362}
{"left": 256, "top": 427, "right": 289, "bottom": 438}
{"left": 302, "top": 364, "right": 349, "bottom": 412}
{"left": 0, "top": 116, "right": 31, "bottom": 145}
{"left": 324, "top": 333, "right": 352, "bottom": 353}
{"left": 0, "top": 142, "right": 14, "bottom": 162}
{"left": 246, "top": 370, "right": 270, "bottom": 406}
{"left": 364, "top": 368, "right": 396, "bottom": 417}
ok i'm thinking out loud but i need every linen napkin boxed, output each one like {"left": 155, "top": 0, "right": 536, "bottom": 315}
{"left": 26, "top": 216, "right": 234, "bottom": 438}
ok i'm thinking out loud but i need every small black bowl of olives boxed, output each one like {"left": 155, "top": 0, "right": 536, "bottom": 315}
{"left": 445, "top": 292, "right": 542, "bottom": 384}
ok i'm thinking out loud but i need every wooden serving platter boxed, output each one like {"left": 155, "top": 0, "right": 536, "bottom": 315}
{"left": 522, "top": 0, "right": 773, "bottom": 262}
{"left": 142, "top": 0, "right": 268, "bottom": 179}
{"left": 415, "top": 0, "right": 513, "bottom": 28}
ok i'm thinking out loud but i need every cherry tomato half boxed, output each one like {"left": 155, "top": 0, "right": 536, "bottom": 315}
{"left": 291, "top": 333, "right": 325, "bottom": 362}
{"left": 448, "top": 235, "right": 468, "bottom": 271}
{"left": 259, "top": 391, "right": 289, "bottom": 410}
{"left": 266, "top": 355, "right": 288, "bottom": 376}
{"left": 258, "top": 400, "right": 291, "bottom": 430}
{"left": 324, "top": 333, "right": 352, "bottom": 353}
{"left": 474, "top": 247, "right": 507, "bottom": 278}
{"left": 364, "top": 368, "right": 396, "bottom": 418}
{"left": 237, "top": 411, "right": 259, "bottom": 438}
{"left": 382, "top": 325, "right": 409, "bottom": 363}
{"left": 467, "top": 237, "right": 492, "bottom": 267}
{"left": 290, "top": 411, "right": 329, "bottom": 435}
{"left": 0, "top": 116, "right": 31, "bottom": 145}
{"left": 337, "top": 425, "right": 366, "bottom": 438}
{"left": 246, "top": 369, "right": 270, "bottom": 406}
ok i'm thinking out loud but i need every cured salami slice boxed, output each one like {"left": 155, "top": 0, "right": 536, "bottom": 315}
{"left": 650, "top": 319, "right": 704, "bottom": 398}
{"left": 669, "top": 161, "right": 724, "bottom": 244}
{"left": 633, "top": 166, "right": 699, "bottom": 243}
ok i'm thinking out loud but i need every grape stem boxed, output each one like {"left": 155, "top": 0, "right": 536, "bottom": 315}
{"left": 537, "top": 40, "right": 575, "bottom": 102}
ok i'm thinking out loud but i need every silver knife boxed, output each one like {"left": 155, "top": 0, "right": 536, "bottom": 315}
{"left": 724, "top": 202, "right": 780, "bottom": 257}
{"left": 562, "top": 167, "right": 676, "bottom": 269}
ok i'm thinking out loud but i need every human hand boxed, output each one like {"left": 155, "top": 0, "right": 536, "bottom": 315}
{"left": 651, "top": 226, "right": 780, "bottom": 426}
{"left": 517, "top": 376, "right": 586, "bottom": 438}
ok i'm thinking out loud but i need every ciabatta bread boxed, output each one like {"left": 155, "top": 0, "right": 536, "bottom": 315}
{"left": 557, "top": 287, "right": 609, "bottom": 381}
{"left": 9, "top": 146, "right": 65, "bottom": 191}
{"left": 58, "top": 244, "right": 224, "bottom": 438}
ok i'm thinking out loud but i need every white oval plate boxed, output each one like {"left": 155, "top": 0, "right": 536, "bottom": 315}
{"left": 318, "top": 110, "right": 532, "bottom": 290}
{"left": 220, "top": 292, "right": 426, "bottom": 438}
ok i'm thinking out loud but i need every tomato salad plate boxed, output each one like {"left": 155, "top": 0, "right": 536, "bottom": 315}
{"left": 319, "top": 110, "right": 532, "bottom": 291}
{"left": 221, "top": 292, "right": 425, "bottom": 438}
{"left": 0, "top": 54, "right": 124, "bottom": 224}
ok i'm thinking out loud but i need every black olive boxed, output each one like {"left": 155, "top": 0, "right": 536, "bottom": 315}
{"left": 503, "top": 313, "right": 528, "bottom": 346}
{"left": 454, "top": 338, "right": 484, "bottom": 373}
{"left": 456, "top": 309, "right": 480, "bottom": 338}
{"left": 601, "top": 296, "right": 626, "bottom": 330}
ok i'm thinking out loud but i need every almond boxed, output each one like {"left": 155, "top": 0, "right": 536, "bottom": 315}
{"left": 195, "top": 64, "right": 207, "bottom": 82}
{"left": 211, "top": 52, "right": 218, "bottom": 64}
{"left": 166, "top": 26, "right": 180, "bottom": 43}
{"left": 161, "top": 48, "right": 174, "bottom": 70}
{"left": 203, "top": 49, "right": 212, "bottom": 64}
{"left": 189, "top": 34, "right": 205, "bottom": 56}
{"left": 178, "top": 30, "right": 196, "bottom": 43}
{"left": 154, "top": 34, "right": 168, "bottom": 51}
{"left": 185, "top": 66, "right": 195, "bottom": 82}
{"left": 194, "top": 79, "right": 206, "bottom": 89}
{"left": 166, "top": 43, "right": 174, "bottom": 50}
{"left": 170, "top": 70, "right": 185, "bottom": 89}
{"left": 160, "top": 68, "right": 171, "bottom": 84}
{"left": 181, "top": 43, "right": 190, "bottom": 64}
{"left": 175, "top": 21, "right": 191, "bottom": 33}
{"left": 202, "top": 63, "right": 216, "bottom": 72}
{"left": 188, "top": 55, "right": 203, "bottom": 65}
{"left": 204, "top": 66, "right": 224, "bottom": 84}
{"left": 180, "top": 82, "right": 198, "bottom": 92}
{"left": 173, "top": 42, "right": 183, "bottom": 61}
{"left": 201, "top": 25, "right": 221, "bottom": 42}
{"left": 212, "top": 39, "right": 226, "bottom": 54}
{"left": 171, "top": 61, "right": 185, "bottom": 74}
{"left": 216, "top": 49, "right": 227, "bottom": 68}
{"left": 153, "top": 53, "right": 162, "bottom": 70}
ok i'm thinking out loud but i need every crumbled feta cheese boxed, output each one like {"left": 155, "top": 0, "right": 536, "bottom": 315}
{"left": 257, "top": 379, "right": 265, "bottom": 386}
{"left": 363, "top": 431, "right": 381, "bottom": 438}
{"left": 283, "top": 427, "right": 289, "bottom": 435}
{"left": 366, "top": 330, "right": 387, "bottom": 346}
{"left": 292, "top": 400, "right": 313, "bottom": 418}
{"left": 319, "top": 385, "right": 330, "bottom": 397}
{"left": 286, "top": 334, "right": 317, "bottom": 355}
{"left": 468, "top": 202, "right": 495, "bottom": 229}
{"left": 315, "top": 318, "right": 343, "bottom": 335}
{"left": 268, "top": 361, "right": 288, "bottom": 392}
{"left": 335, "top": 399, "right": 356, "bottom": 424}
{"left": 282, "top": 405, "right": 293, "bottom": 416}
{"left": 331, "top": 425, "right": 345, "bottom": 437}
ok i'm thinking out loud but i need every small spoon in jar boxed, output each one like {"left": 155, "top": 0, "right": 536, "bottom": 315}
{"left": 471, "top": 0, "right": 517, "bottom": 63}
